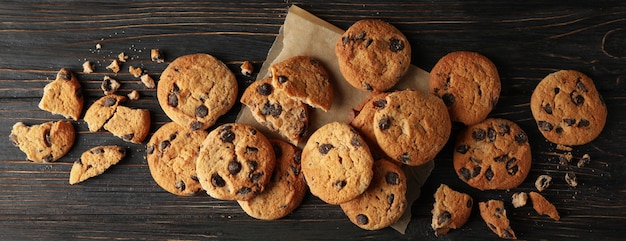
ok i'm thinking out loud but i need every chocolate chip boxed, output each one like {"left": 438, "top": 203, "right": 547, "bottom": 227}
{"left": 220, "top": 129, "right": 235, "bottom": 143}
{"left": 576, "top": 78, "right": 588, "bottom": 92}
{"left": 102, "top": 79, "right": 112, "bottom": 91}
{"left": 91, "top": 148, "right": 104, "bottom": 155}
{"left": 399, "top": 153, "right": 411, "bottom": 163}
{"left": 385, "top": 172, "right": 400, "bottom": 185}
{"left": 211, "top": 173, "right": 225, "bottom": 187}
{"left": 228, "top": 160, "right": 241, "bottom": 174}
{"left": 350, "top": 136, "right": 361, "bottom": 147}
{"left": 494, "top": 154, "right": 508, "bottom": 163}
{"left": 298, "top": 126, "right": 307, "bottom": 138}
{"left": 578, "top": 119, "right": 590, "bottom": 127}
{"left": 333, "top": 180, "right": 347, "bottom": 190}
{"left": 190, "top": 121, "right": 202, "bottom": 130}
{"left": 175, "top": 180, "right": 186, "bottom": 191}
{"left": 43, "top": 130, "right": 51, "bottom": 147}
{"left": 249, "top": 128, "right": 257, "bottom": 135}
{"left": 472, "top": 166, "right": 482, "bottom": 178}
{"left": 237, "top": 187, "right": 252, "bottom": 195}
{"left": 247, "top": 160, "right": 258, "bottom": 172}
{"left": 277, "top": 75, "right": 288, "bottom": 84}
{"left": 356, "top": 214, "right": 369, "bottom": 225}
{"left": 441, "top": 93, "right": 455, "bottom": 106}
{"left": 257, "top": 83, "right": 273, "bottom": 96}
{"left": 514, "top": 131, "right": 527, "bottom": 144}
{"left": 342, "top": 36, "right": 349, "bottom": 45}
{"left": 122, "top": 134, "right": 134, "bottom": 142}
{"left": 506, "top": 157, "right": 517, "bottom": 169}
{"left": 437, "top": 211, "right": 452, "bottom": 226}
{"left": 191, "top": 175, "right": 199, "bottom": 181}
{"left": 507, "top": 158, "right": 518, "bottom": 175}
{"left": 195, "top": 105, "right": 208, "bottom": 118}
{"left": 168, "top": 92, "right": 178, "bottom": 107}
{"left": 169, "top": 133, "right": 177, "bottom": 141}
{"left": 570, "top": 92, "right": 584, "bottom": 106}
{"left": 537, "top": 121, "right": 554, "bottom": 131}
{"left": 318, "top": 143, "right": 334, "bottom": 154}
{"left": 364, "top": 38, "right": 373, "bottom": 48}
{"left": 146, "top": 145, "right": 154, "bottom": 155}
{"left": 555, "top": 127, "right": 564, "bottom": 134}
{"left": 563, "top": 118, "right": 576, "bottom": 126}
{"left": 75, "top": 158, "right": 82, "bottom": 165}
{"left": 387, "top": 194, "right": 395, "bottom": 206}
{"left": 487, "top": 127, "right": 496, "bottom": 142}
{"left": 294, "top": 151, "right": 302, "bottom": 164}
{"left": 543, "top": 103, "right": 553, "bottom": 114}
{"left": 103, "top": 97, "right": 117, "bottom": 107}
{"left": 508, "top": 165, "right": 519, "bottom": 175}
{"left": 466, "top": 199, "right": 473, "bottom": 208}
{"left": 290, "top": 165, "right": 300, "bottom": 176}
{"left": 472, "top": 129, "right": 486, "bottom": 141}
{"left": 86, "top": 164, "right": 93, "bottom": 170}
{"left": 459, "top": 167, "right": 471, "bottom": 180}
{"left": 260, "top": 102, "right": 282, "bottom": 117}
{"left": 364, "top": 83, "right": 372, "bottom": 91}
{"left": 389, "top": 38, "right": 404, "bottom": 52}
{"left": 249, "top": 172, "right": 263, "bottom": 182}
{"left": 378, "top": 116, "right": 391, "bottom": 130}
{"left": 456, "top": 144, "right": 469, "bottom": 154}
{"left": 554, "top": 87, "right": 560, "bottom": 94}
{"left": 373, "top": 99, "right": 387, "bottom": 109}
{"left": 485, "top": 167, "right": 494, "bottom": 181}
{"left": 159, "top": 140, "right": 171, "bottom": 151}
{"left": 42, "top": 154, "right": 53, "bottom": 162}
{"left": 498, "top": 123, "right": 510, "bottom": 136}
{"left": 245, "top": 146, "right": 259, "bottom": 154}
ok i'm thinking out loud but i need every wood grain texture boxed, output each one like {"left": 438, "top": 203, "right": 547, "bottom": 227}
{"left": 1, "top": 1, "right": 625, "bottom": 240}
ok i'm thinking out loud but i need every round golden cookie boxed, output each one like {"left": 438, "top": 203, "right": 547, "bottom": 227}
{"left": 373, "top": 89, "right": 451, "bottom": 166}
{"left": 147, "top": 122, "right": 207, "bottom": 196}
{"left": 157, "top": 53, "right": 238, "bottom": 131}
{"left": 301, "top": 122, "right": 374, "bottom": 205}
{"left": 196, "top": 123, "right": 275, "bottom": 201}
{"left": 339, "top": 159, "right": 407, "bottom": 230}
{"left": 530, "top": 70, "right": 607, "bottom": 145}
{"left": 336, "top": 19, "right": 411, "bottom": 92}
{"left": 269, "top": 56, "right": 333, "bottom": 111}
{"left": 9, "top": 121, "right": 75, "bottom": 163}
{"left": 453, "top": 118, "right": 531, "bottom": 190}
{"left": 429, "top": 51, "right": 501, "bottom": 126}
{"left": 237, "top": 140, "right": 306, "bottom": 220}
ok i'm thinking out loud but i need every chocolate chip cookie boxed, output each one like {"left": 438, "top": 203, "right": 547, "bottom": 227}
{"left": 196, "top": 123, "right": 275, "bottom": 201}
{"left": 84, "top": 95, "right": 127, "bottom": 132}
{"left": 102, "top": 106, "right": 151, "bottom": 144}
{"left": 38, "top": 68, "right": 84, "bottom": 121}
{"left": 453, "top": 118, "right": 531, "bottom": 190}
{"left": 69, "top": 145, "right": 126, "bottom": 184}
{"left": 336, "top": 19, "right": 411, "bottom": 91}
{"left": 431, "top": 184, "right": 473, "bottom": 236}
{"left": 9, "top": 121, "right": 75, "bottom": 163}
{"left": 157, "top": 53, "right": 238, "bottom": 130}
{"left": 269, "top": 56, "right": 333, "bottom": 111}
{"left": 349, "top": 92, "right": 389, "bottom": 159}
{"left": 301, "top": 122, "right": 374, "bottom": 205}
{"left": 479, "top": 200, "right": 516, "bottom": 239}
{"left": 530, "top": 70, "right": 607, "bottom": 145}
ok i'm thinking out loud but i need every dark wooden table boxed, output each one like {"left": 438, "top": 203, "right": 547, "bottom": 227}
{"left": 1, "top": 1, "right": 625, "bottom": 240}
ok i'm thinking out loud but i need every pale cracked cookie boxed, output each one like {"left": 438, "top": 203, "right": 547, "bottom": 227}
{"left": 453, "top": 118, "right": 531, "bottom": 190}
{"left": 269, "top": 56, "right": 333, "bottom": 111}
{"left": 147, "top": 122, "right": 208, "bottom": 196}
{"left": 530, "top": 70, "right": 607, "bottom": 145}
{"left": 103, "top": 106, "right": 151, "bottom": 144}
{"left": 83, "top": 95, "right": 127, "bottom": 132}
{"left": 301, "top": 122, "right": 374, "bottom": 205}
{"left": 336, "top": 19, "right": 411, "bottom": 92}
{"left": 340, "top": 159, "right": 407, "bottom": 230}
{"left": 349, "top": 92, "right": 389, "bottom": 159}
{"left": 157, "top": 53, "right": 238, "bottom": 130}
{"left": 373, "top": 89, "right": 451, "bottom": 166}
{"left": 69, "top": 145, "right": 126, "bottom": 184}
{"left": 196, "top": 123, "right": 275, "bottom": 201}
{"left": 237, "top": 140, "right": 306, "bottom": 220}
{"left": 241, "top": 77, "right": 309, "bottom": 145}
{"left": 429, "top": 51, "right": 501, "bottom": 126}
{"left": 479, "top": 200, "right": 516, "bottom": 239}
{"left": 9, "top": 121, "right": 75, "bottom": 163}
{"left": 38, "top": 68, "right": 84, "bottom": 120}
{"left": 431, "top": 184, "right": 473, "bottom": 236}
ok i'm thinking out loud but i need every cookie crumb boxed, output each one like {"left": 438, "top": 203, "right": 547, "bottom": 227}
{"left": 565, "top": 172, "right": 578, "bottom": 187}
{"left": 577, "top": 154, "right": 591, "bottom": 168}
{"left": 118, "top": 52, "right": 128, "bottom": 63}
{"left": 127, "top": 90, "right": 140, "bottom": 100}
{"left": 555, "top": 144, "right": 572, "bottom": 151}
{"left": 151, "top": 49, "right": 164, "bottom": 63}
{"left": 129, "top": 66, "right": 143, "bottom": 78}
{"left": 558, "top": 152, "right": 573, "bottom": 166}
{"left": 140, "top": 74, "right": 155, "bottom": 88}
{"left": 240, "top": 61, "right": 254, "bottom": 76}
{"left": 101, "top": 76, "right": 120, "bottom": 95}
{"left": 96, "top": 43, "right": 102, "bottom": 50}
{"left": 82, "top": 61, "right": 94, "bottom": 74}
{"left": 106, "top": 60, "right": 120, "bottom": 73}
{"left": 535, "top": 174, "right": 552, "bottom": 192}
{"left": 511, "top": 192, "right": 527, "bottom": 208}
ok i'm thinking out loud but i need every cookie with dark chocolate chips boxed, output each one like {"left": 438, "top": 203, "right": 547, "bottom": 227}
{"left": 102, "top": 105, "right": 151, "bottom": 144}
{"left": 9, "top": 121, "right": 75, "bottom": 163}
{"left": 453, "top": 118, "right": 531, "bottom": 190}
{"left": 196, "top": 123, "right": 275, "bottom": 201}
{"left": 479, "top": 200, "right": 517, "bottom": 239}
{"left": 147, "top": 122, "right": 207, "bottom": 196}
{"left": 69, "top": 145, "right": 126, "bottom": 184}
{"left": 84, "top": 94, "right": 127, "bottom": 132}
{"left": 269, "top": 56, "right": 333, "bottom": 111}
{"left": 38, "top": 68, "right": 84, "bottom": 121}
{"left": 530, "top": 70, "right": 607, "bottom": 145}
{"left": 431, "top": 184, "right": 473, "bottom": 236}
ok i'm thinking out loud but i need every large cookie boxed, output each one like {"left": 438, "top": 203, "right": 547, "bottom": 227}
{"left": 102, "top": 106, "right": 151, "bottom": 144}
{"left": 146, "top": 122, "right": 207, "bottom": 196}
{"left": 429, "top": 51, "right": 501, "bottom": 126}
{"left": 530, "top": 70, "right": 607, "bottom": 145}
{"left": 431, "top": 184, "right": 473, "bottom": 236}
{"left": 335, "top": 19, "right": 411, "bottom": 92}
{"left": 453, "top": 118, "right": 531, "bottom": 190}
{"left": 9, "top": 121, "right": 75, "bottom": 163}
{"left": 83, "top": 95, "right": 126, "bottom": 132}
{"left": 241, "top": 77, "right": 309, "bottom": 145}
{"left": 196, "top": 123, "right": 275, "bottom": 201}
{"left": 301, "top": 122, "right": 374, "bottom": 205}
{"left": 339, "top": 159, "right": 407, "bottom": 230}
{"left": 38, "top": 68, "right": 84, "bottom": 121}
{"left": 373, "top": 89, "right": 451, "bottom": 166}
{"left": 237, "top": 140, "right": 306, "bottom": 220}
{"left": 69, "top": 145, "right": 126, "bottom": 184}
{"left": 157, "top": 53, "right": 238, "bottom": 130}
{"left": 269, "top": 56, "right": 333, "bottom": 111}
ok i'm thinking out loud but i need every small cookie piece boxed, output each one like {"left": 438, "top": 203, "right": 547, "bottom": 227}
{"left": 38, "top": 68, "right": 84, "bottom": 121}
{"left": 511, "top": 192, "right": 528, "bottom": 208}
{"left": 103, "top": 106, "right": 151, "bottom": 144}
{"left": 431, "top": 184, "right": 473, "bottom": 236}
{"left": 335, "top": 19, "right": 411, "bottom": 92}
{"left": 240, "top": 61, "right": 254, "bottom": 76}
{"left": 429, "top": 51, "right": 501, "bottom": 126}
{"left": 82, "top": 61, "right": 94, "bottom": 74}
{"left": 269, "top": 56, "right": 333, "bottom": 111}
{"left": 340, "top": 159, "right": 407, "bottom": 230}
{"left": 157, "top": 53, "right": 238, "bottom": 130}
{"left": 147, "top": 122, "right": 207, "bottom": 196}
{"left": 535, "top": 174, "right": 552, "bottom": 192}
{"left": 127, "top": 90, "right": 140, "bottom": 100}
{"left": 69, "top": 146, "right": 126, "bottom": 185}
{"left": 129, "top": 66, "right": 142, "bottom": 78}
{"left": 118, "top": 52, "right": 128, "bottom": 63}
{"left": 349, "top": 92, "right": 389, "bottom": 158}
{"left": 453, "top": 118, "right": 532, "bottom": 190}
{"left": 373, "top": 89, "right": 451, "bottom": 166}
{"left": 196, "top": 123, "right": 275, "bottom": 201}
{"left": 301, "top": 122, "right": 374, "bottom": 205}
{"left": 106, "top": 59, "right": 120, "bottom": 73}
{"left": 479, "top": 200, "right": 517, "bottom": 239}
{"left": 83, "top": 94, "right": 127, "bottom": 132}
{"left": 241, "top": 77, "right": 309, "bottom": 145}
{"left": 140, "top": 74, "right": 155, "bottom": 88}
{"left": 102, "top": 76, "right": 121, "bottom": 95}
{"left": 577, "top": 154, "right": 591, "bottom": 168}
{"left": 237, "top": 140, "right": 306, "bottom": 220}
{"left": 528, "top": 191, "right": 560, "bottom": 221}
{"left": 151, "top": 49, "right": 164, "bottom": 63}
{"left": 565, "top": 172, "right": 578, "bottom": 187}
{"left": 9, "top": 121, "right": 75, "bottom": 163}
{"left": 530, "top": 70, "right": 607, "bottom": 145}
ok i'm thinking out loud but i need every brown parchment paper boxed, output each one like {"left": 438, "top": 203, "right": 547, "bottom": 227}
{"left": 235, "top": 5, "right": 433, "bottom": 234}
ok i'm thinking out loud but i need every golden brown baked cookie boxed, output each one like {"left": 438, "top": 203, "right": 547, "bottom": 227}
{"left": 83, "top": 95, "right": 127, "bottom": 132}
{"left": 479, "top": 200, "right": 517, "bottom": 239}
{"left": 269, "top": 56, "right": 333, "bottom": 111}
{"left": 69, "top": 145, "right": 126, "bottom": 184}
{"left": 349, "top": 92, "right": 389, "bottom": 159}
{"left": 9, "top": 121, "right": 75, "bottom": 163}
{"left": 102, "top": 106, "right": 151, "bottom": 144}
{"left": 431, "top": 184, "right": 473, "bottom": 236}
{"left": 38, "top": 68, "right": 84, "bottom": 121}
{"left": 528, "top": 191, "right": 560, "bottom": 221}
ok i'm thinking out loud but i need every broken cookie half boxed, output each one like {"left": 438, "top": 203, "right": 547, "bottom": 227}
{"left": 69, "top": 145, "right": 126, "bottom": 184}
{"left": 431, "top": 184, "right": 473, "bottom": 236}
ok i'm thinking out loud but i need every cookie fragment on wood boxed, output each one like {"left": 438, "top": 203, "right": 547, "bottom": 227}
{"left": 118, "top": 52, "right": 128, "bottom": 62}
{"left": 69, "top": 145, "right": 126, "bottom": 184}
{"left": 511, "top": 192, "right": 528, "bottom": 208}
{"left": 577, "top": 154, "right": 591, "bottom": 168}
{"left": 10, "top": 121, "right": 75, "bottom": 163}
{"left": 101, "top": 76, "right": 121, "bottom": 95}
{"left": 127, "top": 90, "right": 140, "bottom": 100}
{"left": 240, "top": 61, "right": 254, "bottom": 76}
{"left": 38, "top": 68, "right": 84, "bottom": 121}
{"left": 431, "top": 184, "right": 473, "bottom": 236}
{"left": 529, "top": 191, "right": 560, "bottom": 221}
{"left": 535, "top": 174, "right": 552, "bottom": 192}
{"left": 106, "top": 59, "right": 120, "bottom": 73}
{"left": 140, "top": 74, "right": 155, "bottom": 88}
{"left": 151, "top": 49, "right": 164, "bottom": 63}
{"left": 478, "top": 200, "right": 517, "bottom": 239}
{"left": 82, "top": 61, "right": 94, "bottom": 73}
{"left": 129, "top": 65, "right": 143, "bottom": 78}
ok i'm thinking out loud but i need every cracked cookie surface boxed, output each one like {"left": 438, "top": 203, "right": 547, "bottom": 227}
{"left": 10, "top": 121, "right": 75, "bottom": 163}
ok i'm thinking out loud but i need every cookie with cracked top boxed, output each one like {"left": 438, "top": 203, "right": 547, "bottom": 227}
{"left": 69, "top": 145, "right": 126, "bottom": 184}
{"left": 157, "top": 53, "right": 238, "bottom": 131}
{"left": 530, "top": 69, "right": 607, "bottom": 145}
{"left": 301, "top": 122, "right": 374, "bottom": 205}
{"left": 147, "top": 122, "right": 207, "bottom": 196}
{"left": 373, "top": 89, "right": 451, "bottom": 166}
{"left": 431, "top": 184, "right": 473, "bottom": 236}
{"left": 196, "top": 123, "right": 275, "bottom": 201}
{"left": 83, "top": 94, "right": 127, "bottom": 132}
{"left": 429, "top": 51, "right": 501, "bottom": 126}
{"left": 453, "top": 118, "right": 531, "bottom": 190}
{"left": 38, "top": 68, "right": 84, "bottom": 121}
{"left": 479, "top": 200, "right": 517, "bottom": 239}
{"left": 340, "top": 159, "right": 407, "bottom": 230}
{"left": 9, "top": 121, "right": 75, "bottom": 163}
{"left": 269, "top": 56, "right": 333, "bottom": 111}
{"left": 336, "top": 19, "right": 411, "bottom": 92}
{"left": 102, "top": 105, "right": 150, "bottom": 144}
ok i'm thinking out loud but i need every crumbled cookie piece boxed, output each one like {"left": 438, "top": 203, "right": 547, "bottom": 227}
{"left": 38, "top": 68, "right": 84, "bottom": 120}
{"left": 565, "top": 172, "right": 578, "bottom": 187}
{"left": 512, "top": 192, "right": 528, "bottom": 208}
{"left": 102, "top": 76, "right": 121, "bottom": 95}
{"left": 479, "top": 200, "right": 516, "bottom": 239}
{"left": 241, "top": 61, "right": 254, "bottom": 76}
{"left": 129, "top": 66, "right": 142, "bottom": 78}
{"left": 577, "top": 154, "right": 591, "bottom": 168}
{"left": 535, "top": 174, "right": 552, "bottom": 192}
{"left": 559, "top": 152, "right": 573, "bottom": 166}
{"left": 529, "top": 191, "right": 560, "bottom": 221}
{"left": 555, "top": 144, "right": 572, "bottom": 152}
{"left": 151, "top": 49, "right": 164, "bottom": 63}
{"left": 118, "top": 52, "right": 128, "bottom": 62}
{"left": 140, "top": 74, "right": 155, "bottom": 88}
{"left": 82, "top": 61, "right": 94, "bottom": 74}
{"left": 106, "top": 59, "right": 120, "bottom": 73}
{"left": 127, "top": 90, "right": 140, "bottom": 100}
{"left": 69, "top": 145, "right": 126, "bottom": 184}
{"left": 431, "top": 184, "right": 473, "bottom": 236}
{"left": 96, "top": 43, "right": 102, "bottom": 50}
